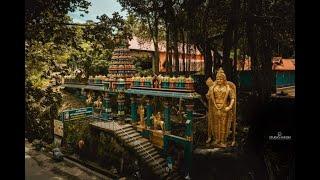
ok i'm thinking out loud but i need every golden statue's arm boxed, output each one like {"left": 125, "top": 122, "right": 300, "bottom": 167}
{"left": 225, "top": 98, "right": 235, "bottom": 111}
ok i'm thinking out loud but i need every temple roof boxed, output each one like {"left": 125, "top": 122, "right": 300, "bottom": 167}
{"left": 237, "top": 57, "right": 295, "bottom": 71}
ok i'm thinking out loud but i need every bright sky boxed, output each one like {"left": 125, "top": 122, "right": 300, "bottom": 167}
{"left": 69, "top": 0, "right": 128, "bottom": 23}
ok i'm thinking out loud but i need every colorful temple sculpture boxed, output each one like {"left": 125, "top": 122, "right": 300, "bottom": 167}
{"left": 131, "top": 74, "right": 194, "bottom": 92}
{"left": 107, "top": 47, "right": 135, "bottom": 90}
{"left": 63, "top": 47, "right": 135, "bottom": 91}
{"left": 126, "top": 74, "right": 200, "bottom": 177}
{"left": 62, "top": 46, "right": 136, "bottom": 120}
{"left": 61, "top": 49, "right": 239, "bottom": 178}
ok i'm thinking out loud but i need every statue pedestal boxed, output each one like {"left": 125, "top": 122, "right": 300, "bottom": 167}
{"left": 150, "top": 129, "right": 164, "bottom": 149}
{"left": 136, "top": 124, "right": 145, "bottom": 132}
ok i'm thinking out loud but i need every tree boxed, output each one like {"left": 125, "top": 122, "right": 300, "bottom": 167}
{"left": 25, "top": 0, "right": 91, "bottom": 142}
{"left": 118, "top": 0, "right": 162, "bottom": 74}
{"left": 244, "top": 0, "right": 294, "bottom": 103}
{"left": 83, "top": 12, "right": 132, "bottom": 49}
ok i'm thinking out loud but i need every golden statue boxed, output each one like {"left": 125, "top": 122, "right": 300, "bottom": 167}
{"left": 152, "top": 112, "right": 164, "bottom": 131}
{"left": 137, "top": 105, "right": 145, "bottom": 127}
{"left": 206, "top": 68, "right": 236, "bottom": 147}
{"left": 86, "top": 93, "right": 93, "bottom": 105}
{"left": 94, "top": 96, "right": 103, "bottom": 109}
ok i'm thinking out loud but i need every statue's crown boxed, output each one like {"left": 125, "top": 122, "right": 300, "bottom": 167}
{"left": 217, "top": 68, "right": 225, "bottom": 76}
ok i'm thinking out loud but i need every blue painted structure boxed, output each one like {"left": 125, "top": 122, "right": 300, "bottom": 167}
{"left": 238, "top": 70, "right": 295, "bottom": 90}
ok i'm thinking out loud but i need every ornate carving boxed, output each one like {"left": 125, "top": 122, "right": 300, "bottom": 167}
{"left": 206, "top": 68, "right": 237, "bottom": 147}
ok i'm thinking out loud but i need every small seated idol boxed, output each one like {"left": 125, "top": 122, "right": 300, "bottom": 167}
{"left": 206, "top": 68, "right": 237, "bottom": 148}
{"left": 94, "top": 96, "right": 103, "bottom": 109}
{"left": 152, "top": 112, "right": 164, "bottom": 131}
{"left": 86, "top": 93, "right": 93, "bottom": 105}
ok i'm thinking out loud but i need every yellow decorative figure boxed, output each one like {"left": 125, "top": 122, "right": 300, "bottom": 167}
{"left": 137, "top": 105, "right": 145, "bottom": 128}
{"left": 206, "top": 68, "right": 237, "bottom": 147}
{"left": 152, "top": 112, "right": 164, "bottom": 131}
{"left": 94, "top": 96, "right": 103, "bottom": 109}
{"left": 86, "top": 93, "right": 93, "bottom": 105}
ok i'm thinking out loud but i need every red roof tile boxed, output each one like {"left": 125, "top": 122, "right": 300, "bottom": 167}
{"left": 237, "top": 57, "right": 295, "bottom": 71}
{"left": 128, "top": 36, "right": 202, "bottom": 55}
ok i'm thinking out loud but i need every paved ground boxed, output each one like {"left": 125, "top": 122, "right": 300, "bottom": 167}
{"left": 25, "top": 141, "right": 110, "bottom": 180}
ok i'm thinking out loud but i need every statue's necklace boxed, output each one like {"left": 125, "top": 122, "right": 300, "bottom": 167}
{"left": 213, "top": 85, "right": 227, "bottom": 110}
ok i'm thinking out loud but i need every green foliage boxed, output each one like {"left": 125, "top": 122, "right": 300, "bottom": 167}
{"left": 63, "top": 119, "right": 91, "bottom": 153}
{"left": 25, "top": 81, "right": 62, "bottom": 143}
{"left": 91, "top": 59, "right": 110, "bottom": 75}
{"left": 25, "top": 0, "right": 91, "bottom": 142}
{"left": 83, "top": 12, "right": 133, "bottom": 49}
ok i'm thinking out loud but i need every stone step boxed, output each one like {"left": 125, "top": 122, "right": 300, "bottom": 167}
{"left": 139, "top": 149, "right": 158, "bottom": 157}
{"left": 136, "top": 145, "right": 155, "bottom": 154}
{"left": 120, "top": 124, "right": 133, "bottom": 129}
{"left": 153, "top": 161, "right": 166, "bottom": 169}
{"left": 115, "top": 128, "right": 134, "bottom": 134}
{"left": 142, "top": 153, "right": 159, "bottom": 163}
{"left": 153, "top": 164, "right": 167, "bottom": 177}
{"left": 128, "top": 138, "right": 149, "bottom": 147}
{"left": 145, "top": 154, "right": 161, "bottom": 163}
{"left": 151, "top": 160, "right": 167, "bottom": 173}
{"left": 116, "top": 129, "right": 136, "bottom": 136}
{"left": 134, "top": 142, "right": 153, "bottom": 151}
{"left": 120, "top": 132, "right": 140, "bottom": 140}
{"left": 115, "top": 125, "right": 133, "bottom": 132}
{"left": 125, "top": 135, "right": 143, "bottom": 143}
{"left": 117, "top": 130, "right": 136, "bottom": 136}
{"left": 148, "top": 157, "right": 165, "bottom": 167}
{"left": 109, "top": 123, "right": 177, "bottom": 179}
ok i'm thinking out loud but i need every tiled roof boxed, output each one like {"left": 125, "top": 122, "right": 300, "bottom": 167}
{"left": 272, "top": 57, "right": 295, "bottom": 71}
{"left": 237, "top": 57, "right": 295, "bottom": 71}
{"left": 128, "top": 36, "right": 202, "bottom": 55}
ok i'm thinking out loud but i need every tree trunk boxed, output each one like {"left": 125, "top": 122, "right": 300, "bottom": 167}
{"left": 182, "top": 30, "right": 186, "bottom": 73}
{"left": 233, "top": 44, "right": 238, "bottom": 85}
{"left": 147, "top": 15, "right": 159, "bottom": 75}
{"left": 247, "top": 0, "right": 259, "bottom": 97}
{"left": 213, "top": 46, "right": 222, "bottom": 76}
{"left": 222, "top": 0, "right": 240, "bottom": 81}
{"left": 222, "top": 29, "right": 233, "bottom": 80}
{"left": 203, "top": 43, "right": 213, "bottom": 79}
{"left": 154, "top": 39, "right": 160, "bottom": 74}
{"left": 173, "top": 27, "right": 179, "bottom": 73}
{"left": 232, "top": 0, "right": 240, "bottom": 84}
{"left": 259, "top": 23, "right": 273, "bottom": 103}
{"left": 187, "top": 33, "right": 191, "bottom": 74}
{"left": 165, "top": 22, "right": 170, "bottom": 73}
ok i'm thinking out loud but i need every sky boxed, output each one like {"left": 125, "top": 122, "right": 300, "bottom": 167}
{"left": 69, "top": 0, "right": 128, "bottom": 23}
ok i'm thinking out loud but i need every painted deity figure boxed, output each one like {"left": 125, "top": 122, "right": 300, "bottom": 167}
{"left": 86, "top": 93, "right": 93, "bottom": 105}
{"left": 137, "top": 105, "right": 145, "bottom": 127}
{"left": 94, "top": 96, "right": 103, "bottom": 109}
{"left": 152, "top": 112, "right": 164, "bottom": 131}
{"left": 206, "top": 68, "right": 237, "bottom": 147}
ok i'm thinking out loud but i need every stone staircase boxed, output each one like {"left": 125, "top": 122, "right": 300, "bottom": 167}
{"left": 114, "top": 124, "right": 182, "bottom": 180}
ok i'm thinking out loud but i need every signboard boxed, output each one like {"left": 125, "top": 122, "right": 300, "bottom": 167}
{"left": 61, "top": 107, "right": 93, "bottom": 121}
{"left": 54, "top": 120, "right": 64, "bottom": 137}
